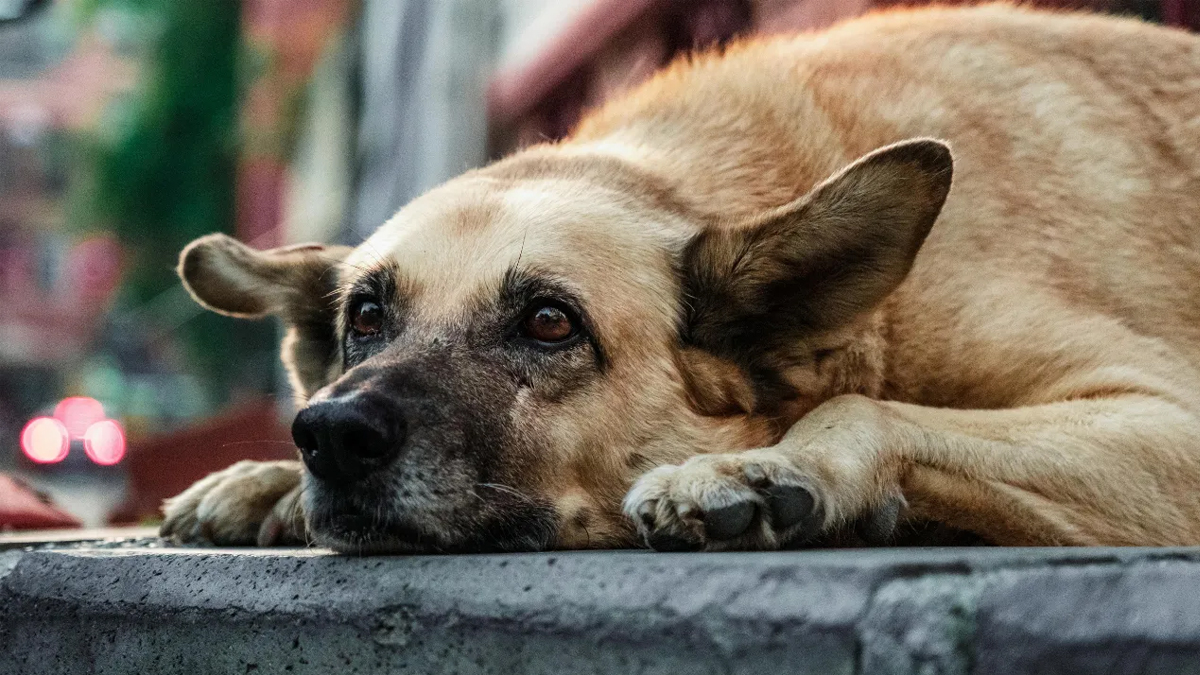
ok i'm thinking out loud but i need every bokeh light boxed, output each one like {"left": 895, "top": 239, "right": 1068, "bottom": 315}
{"left": 83, "top": 420, "right": 126, "bottom": 466}
{"left": 54, "top": 396, "right": 106, "bottom": 439}
{"left": 20, "top": 416, "right": 71, "bottom": 464}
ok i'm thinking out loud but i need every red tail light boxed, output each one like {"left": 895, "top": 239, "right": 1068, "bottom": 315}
{"left": 54, "top": 396, "right": 105, "bottom": 439}
{"left": 20, "top": 417, "right": 70, "bottom": 464}
{"left": 83, "top": 419, "right": 126, "bottom": 466}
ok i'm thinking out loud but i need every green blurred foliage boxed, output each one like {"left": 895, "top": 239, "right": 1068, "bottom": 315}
{"left": 70, "top": 0, "right": 276, "bottom": 404}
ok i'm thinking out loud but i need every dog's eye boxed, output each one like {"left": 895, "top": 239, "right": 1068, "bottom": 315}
{"left": 522, "top": 304, "right": 577, "bottom": 344}
{"left": 350, "top": 300, "right": 384, "bottom": 336}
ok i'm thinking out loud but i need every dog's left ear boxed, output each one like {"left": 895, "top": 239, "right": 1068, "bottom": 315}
{"left": 683, "top": 138, "right": 953, "bottom": 358}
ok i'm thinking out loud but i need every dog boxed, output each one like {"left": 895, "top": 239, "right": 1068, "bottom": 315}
{"left": 160, "top": 4, "right": 1200, "bottom": 553}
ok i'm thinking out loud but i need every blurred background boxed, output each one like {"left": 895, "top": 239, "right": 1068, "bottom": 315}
{"left": 0, "top": 0, "right": 1195, "bottom": 532}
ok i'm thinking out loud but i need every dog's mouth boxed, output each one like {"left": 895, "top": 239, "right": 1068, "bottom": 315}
{"left": 312, "top": 510, "right": 440, "bottom": 554}
{"left": 308, "top": 499, "right": 560, "bottom": 555}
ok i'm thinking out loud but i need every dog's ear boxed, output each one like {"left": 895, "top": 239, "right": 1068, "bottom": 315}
{"left": 179, "top": 233, "right": 352, "bottom": 398}
{"left": 178, "top": 233, "right": 350, "bottom": 320}
{"left": 682, "top": 138, "right": 952, "bottom": 359}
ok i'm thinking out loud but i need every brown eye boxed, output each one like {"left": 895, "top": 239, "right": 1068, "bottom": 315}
{"left": 523, "top": 305, "right": 576, "bottom": 343}
{"left": 351, "top": 300, "right": 383, "bottom": 336}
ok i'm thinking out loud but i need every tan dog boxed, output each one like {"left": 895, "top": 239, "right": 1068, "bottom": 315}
{"left": 161, "top": 4, "right": 1200, "bottom": 553}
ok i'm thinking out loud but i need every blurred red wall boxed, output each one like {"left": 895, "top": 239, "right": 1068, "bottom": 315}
{"left": 109, "top": 398, "right": 294, "bottom": 524}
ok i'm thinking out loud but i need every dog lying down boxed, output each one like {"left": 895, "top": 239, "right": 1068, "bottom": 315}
{"left": 161, "top": 4, "right": 1200, "bottom": 553}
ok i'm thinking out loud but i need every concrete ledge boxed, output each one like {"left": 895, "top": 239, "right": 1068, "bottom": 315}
{"left": 4, "top": 543, "right": 1200, "bottom": 674}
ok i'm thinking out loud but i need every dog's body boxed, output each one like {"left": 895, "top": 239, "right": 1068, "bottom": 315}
{"left": 162, "top": 4, "right": 1200, "bottom": 551}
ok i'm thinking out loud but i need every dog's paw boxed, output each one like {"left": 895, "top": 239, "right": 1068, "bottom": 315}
{"left": 160, "top": 460, "right": 306, "bottom": 546}
{"left": 623, "top": 450, "right": 902, "bottom": 551}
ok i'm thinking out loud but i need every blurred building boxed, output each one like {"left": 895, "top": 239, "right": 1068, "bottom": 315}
{"left": 0, "top": 7, "right": 131, "bottom": 475}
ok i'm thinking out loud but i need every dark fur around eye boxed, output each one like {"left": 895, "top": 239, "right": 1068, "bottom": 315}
{"left": 341, "top": 267, "right": 400, "bottom": 369}
{"left": 500, "top": 269, "right": 606, "bottom": 368}
{"left": 343, "top": 296, "right": 388, "bottom": 369}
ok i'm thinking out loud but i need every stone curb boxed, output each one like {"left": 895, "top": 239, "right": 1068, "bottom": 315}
{"left": 3, "top": 544, "right": 1200, "bottom": 674}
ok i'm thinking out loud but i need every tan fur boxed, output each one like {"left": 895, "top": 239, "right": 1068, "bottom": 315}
{"left": 160, "top": 460, "right": 305, "bottom": 546}
{"left": 165, "top": 4, "right": 1200, "bottom": 550}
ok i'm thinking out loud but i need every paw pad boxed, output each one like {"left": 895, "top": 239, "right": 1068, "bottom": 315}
{"left": 626, "top": 454, "right": 840, "bottom": 551}
{"left": 762, "top": 484, "right": 818, "bottom": 531}
{"left": 648, "top": 531, "right": 700, "bottom": 552}
{"left": 703, "top": 501, "right": 757, "bottom": 541}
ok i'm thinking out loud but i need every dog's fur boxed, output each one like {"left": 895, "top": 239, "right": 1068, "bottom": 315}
{"left": 161, "top": 4, "right": 1200, "bottom": 552}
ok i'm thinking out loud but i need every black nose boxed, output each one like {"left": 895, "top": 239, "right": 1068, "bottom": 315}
{"left": 291, "top": 395, "right": 405, "bottom": 484}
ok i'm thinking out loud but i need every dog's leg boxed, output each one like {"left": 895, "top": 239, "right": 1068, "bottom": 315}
{"left": 160, "top": 460, "right": 307, "bottom": 546}
{"left": 625, "top": 393, "right": 1200, "bottom": 550}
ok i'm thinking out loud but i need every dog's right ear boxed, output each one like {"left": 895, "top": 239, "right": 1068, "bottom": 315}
{"left": 179, "top": 233, "right": 352, "bottom": 398}
{"left": 178, "top": 233, "right": 350, "bottom": 320}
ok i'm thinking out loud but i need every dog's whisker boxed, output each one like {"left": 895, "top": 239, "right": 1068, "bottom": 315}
{"left": 327, "top": 257, "right": 369, "bottom": 274}
{"left": 475, "top": 482, "right": 538, "bottom": 506}
{"left": 216, "top": 440, "right": 298, "bottom": 448}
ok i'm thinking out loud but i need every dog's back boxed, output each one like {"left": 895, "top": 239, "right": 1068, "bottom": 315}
{"left": 571, "top": 4, "right": 1200, "bottom": 411}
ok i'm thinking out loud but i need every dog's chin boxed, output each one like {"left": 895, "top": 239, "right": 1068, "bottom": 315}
{"left": 309, "top": 507, "right": 560, "bottom": 555}
{"left": 311, "top": 513, "right": 442, "bottom": 555}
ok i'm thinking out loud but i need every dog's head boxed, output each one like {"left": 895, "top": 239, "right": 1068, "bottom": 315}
{"left": 178, "top": 139, "right": 951, "bottom": 553}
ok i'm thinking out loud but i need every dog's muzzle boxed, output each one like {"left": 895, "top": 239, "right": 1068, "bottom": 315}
{"left": 287, "top": 357, "right": 558, "bottom": 553}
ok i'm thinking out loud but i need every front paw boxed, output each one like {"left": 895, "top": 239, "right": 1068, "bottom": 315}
{"left": 622, "top": 450, "right": 902, "bottom": 551}
{"left": 160, "top": 460, "right": 306, "bottom": 546}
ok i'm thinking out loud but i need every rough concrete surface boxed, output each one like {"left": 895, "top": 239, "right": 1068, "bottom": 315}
{"left": 2, "top": 541, "right": 1200, "bottom": 674}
